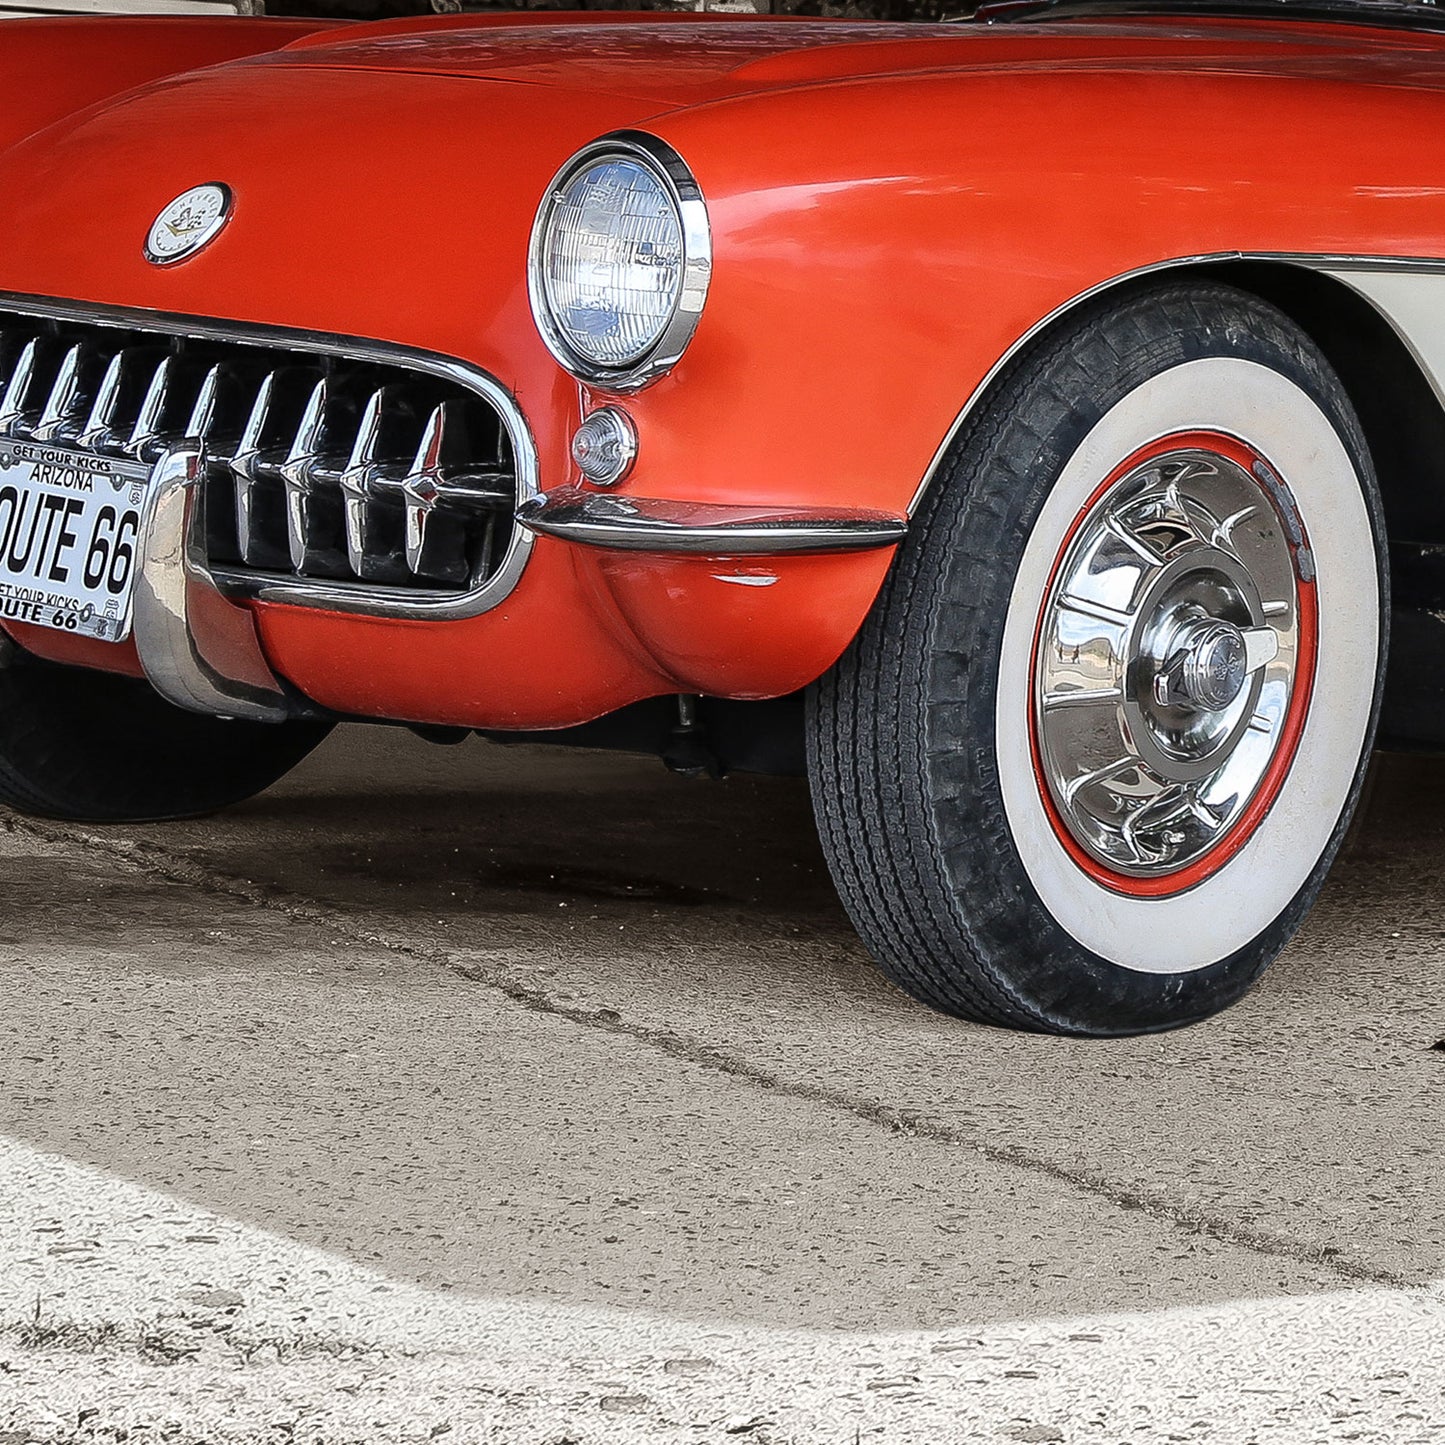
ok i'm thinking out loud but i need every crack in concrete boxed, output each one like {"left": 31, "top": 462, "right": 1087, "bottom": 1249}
{"left": 0, "top": 1313, "right": 390, "bottom": 1368}
{"left": 3, "top": 813, "right": 1424, "bottom": 1298}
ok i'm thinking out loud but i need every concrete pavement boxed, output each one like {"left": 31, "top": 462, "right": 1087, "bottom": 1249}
{"left": 0, "top": 727, "right": 1442, "bottom": 1442}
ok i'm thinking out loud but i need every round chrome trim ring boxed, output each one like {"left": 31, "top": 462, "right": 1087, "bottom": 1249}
{"left": 144, "top": 183, "right": 234, "bottom": 268}
{"left": 527, "top": 130, "right": 713, "bottom": 394}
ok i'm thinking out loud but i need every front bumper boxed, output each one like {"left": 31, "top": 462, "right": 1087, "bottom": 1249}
{"left": 516, "top": 487, "right": 907, "bottom": 555}
{"left": 131, "top": 453, "right": 910, "bottom": 727}
{"left": 0, "top": 302, "right": 904, "bottom": 730}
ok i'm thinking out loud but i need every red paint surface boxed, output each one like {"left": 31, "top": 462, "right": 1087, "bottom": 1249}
{"left": 0, "top": 13, "right": 1433, "bottom": 725}
{"left": 4, "top": 625, "right": 145, "bottom": 679}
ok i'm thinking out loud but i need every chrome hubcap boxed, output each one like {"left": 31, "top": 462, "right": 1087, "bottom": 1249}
{"left": 1033, "top": 447, "right": 1305, "bottom": 878}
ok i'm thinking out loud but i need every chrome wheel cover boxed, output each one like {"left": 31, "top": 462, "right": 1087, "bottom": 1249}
{"left": 1033, "top": 444, "right": 1308, "bottom": 881}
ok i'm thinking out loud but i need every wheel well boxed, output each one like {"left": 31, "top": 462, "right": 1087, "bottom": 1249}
{"left": 1194, "top": 261, "right": 1445, "bottom": 749}
{"left": 1196, "top": 259, "right": 1445, "bottom": 549}
{"left": 992, "top": 258, "right": 1445, "bottom": 749}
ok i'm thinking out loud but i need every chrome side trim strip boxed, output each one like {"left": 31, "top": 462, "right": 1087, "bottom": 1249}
{"left": 0, "top": 291, "right": 539, "bottom": 621}
{"left": 517, "top": 487, "right": 907, "bottom": 555}
{"left": 906, "top": 251, "right": 1445, "bottom": 517}
{"left": 133, "top": 447, "right": 290, "bottom": 723}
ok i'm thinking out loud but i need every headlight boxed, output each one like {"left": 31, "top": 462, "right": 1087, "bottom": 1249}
{"left": 529, "top": 132, "right": 711, "bottom": 390}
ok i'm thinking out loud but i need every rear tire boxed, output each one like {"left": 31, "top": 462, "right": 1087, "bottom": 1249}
{"left": 807, "top": 281, "right": 1386, "bottom": 1035}
{"left": 0, "top": 652, "right": 332, "bottom": 822}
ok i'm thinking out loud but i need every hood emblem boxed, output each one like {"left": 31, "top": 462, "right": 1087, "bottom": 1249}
{"left": 145, "top": 184, "right": 233, "bottom": 266}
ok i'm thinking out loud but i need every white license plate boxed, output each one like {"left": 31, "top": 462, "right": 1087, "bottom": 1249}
{"left": 0, "top": 440, "right": 154, "bottom": 643}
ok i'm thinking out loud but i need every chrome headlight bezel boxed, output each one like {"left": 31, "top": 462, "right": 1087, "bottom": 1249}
{"left": 528, "top": 131, "right": 712, "bottom": 393}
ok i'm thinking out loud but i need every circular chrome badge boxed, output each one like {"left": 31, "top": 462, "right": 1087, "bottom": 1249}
{"left": 144, "top": 183, "right": 233, "bottom": 266}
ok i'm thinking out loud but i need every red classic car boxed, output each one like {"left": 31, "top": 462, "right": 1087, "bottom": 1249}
{"left": 1, "top": 0, "right": 1440, "bottom": 1034}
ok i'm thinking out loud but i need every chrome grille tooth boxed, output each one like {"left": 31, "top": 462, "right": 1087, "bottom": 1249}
{"left": 289, "top": 376, "right": 331, "bottom": 459}
{"left": 346, "top": 387, "right": 387, "bottom": 470}
{"left": 78, "top": 345, "right": 168, "bottom": 453}
{"left": 340, "top": 384, "right": 419, "bottom": 583}
{"left": 341, "top": 388, "right": 389, "bottom": 579}
{"left": 195, "top": 362, "right": 235, "bottom": 565}
{"left": 234, "top": 369, "right": 277, "bottom": 459}
{"left": 31, "top": 342, "right": 87, "bottom": 441}
{"left": 126, "top": 354, "right": 174, "bottom": 458}
{"left": 230, "top": 370, "right": 284, "bottom": 569}
{"left": 0, "top": 339, "right": 38, "bottom": 436}
{"left": 0, "top": 337, "right": 68, "bottom": 440}
{"left": 188, "top": 359, "right": 264, "bottom": 450}
{"left": 126, "top": 352, "right": 210, "bottom": 463}
{"left": 56, "top": 342, "right": 121, "bottom": 445}
{"left": 0, "top": 330, "right": 31, "bottom": 401}
{"left": 402, "top": 400, "right": 479, "bottom": 584}
{"left": 281, "top": 377, "right": 331, "bottom": 572}
{"left": 404, "top": 398, "right": 515, "bottom": 585}
{"left": 403, "top": 402, "right": 448, "bottom": 581}
{"left": 79, "top": 350, "right": 127, "bottom": 451}
{"left": 229, "top": 365, "right": 322, "bottom": 570}
{"left": 340, "top": 388, "right": 387, "bottom": 572}
{"left": 194, "top": 361, "right": 264, "bottom": 567}
{"left": 278, "top": 375, "right": 363, "bottom": 578}
{"left": 186, "top": 363, "right": 225, "bottom": 443}
{"left": 413, "top": 395, "right": 513, "bottom": 502}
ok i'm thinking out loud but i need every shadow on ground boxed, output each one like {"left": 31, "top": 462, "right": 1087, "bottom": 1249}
{"left": 0, "top": 729, "right": 1441, "bottom": 1336}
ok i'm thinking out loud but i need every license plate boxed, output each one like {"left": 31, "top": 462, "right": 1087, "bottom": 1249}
{"left": 0, "top": 439, "right": 154, "bottom": 643}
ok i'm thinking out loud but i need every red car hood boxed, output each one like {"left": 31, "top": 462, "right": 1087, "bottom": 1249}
{"left": 268, "top": 13, "right": 1443, "bottom": 108}
{"left": 0, "top": 8, "right": 1440, "bottom": 374}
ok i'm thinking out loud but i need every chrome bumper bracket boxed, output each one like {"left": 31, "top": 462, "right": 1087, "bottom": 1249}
{"left": 133, "top": 447, "right": 292, "bottom": 723}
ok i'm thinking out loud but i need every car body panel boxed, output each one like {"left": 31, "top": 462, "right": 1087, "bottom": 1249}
{"left": 3, "top": 12, "right": 1445, "bottom": 729}
{"left": 266, "top": 13, "right": 1445, "bottom": 101}
{"left": 0, "top": 16, "right": 327, "bottom": 154}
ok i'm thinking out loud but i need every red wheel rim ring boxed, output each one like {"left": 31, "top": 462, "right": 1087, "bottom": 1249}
{"left": 1024, "top": 430, "right": 1319, "bottom": 900}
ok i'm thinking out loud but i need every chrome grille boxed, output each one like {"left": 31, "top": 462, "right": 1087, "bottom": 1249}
{"left": 0, "top": 299, "right": 532, "bottom": 616}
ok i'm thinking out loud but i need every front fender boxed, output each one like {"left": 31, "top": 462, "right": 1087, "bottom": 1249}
{"left": 606, "top": 62, "right": 1445, "bottom": 525}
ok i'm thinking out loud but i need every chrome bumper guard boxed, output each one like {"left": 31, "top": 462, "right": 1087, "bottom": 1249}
{"left": 134, "top": 447, "right": 291, "bottom": 723}
{"left": 515, "top": 487, "right": 908, "bottom": 555}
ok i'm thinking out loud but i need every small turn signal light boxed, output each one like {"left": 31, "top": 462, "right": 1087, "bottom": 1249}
{"left": 571, "top": 407, "right": 638, "bottom": 487}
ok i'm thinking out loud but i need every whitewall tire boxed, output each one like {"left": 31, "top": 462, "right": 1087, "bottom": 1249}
{"left": 807, "top": 281, "right": 1386, "bottom": 1034}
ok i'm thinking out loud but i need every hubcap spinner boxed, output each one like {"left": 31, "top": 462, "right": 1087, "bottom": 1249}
{"left": 1164, "top": 617, "right": 1249, "bottom": 712}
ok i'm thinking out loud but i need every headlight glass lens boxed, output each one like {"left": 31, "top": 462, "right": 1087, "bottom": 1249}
{"left": 539, "top": 156, "right": 685, "bottom": 369}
